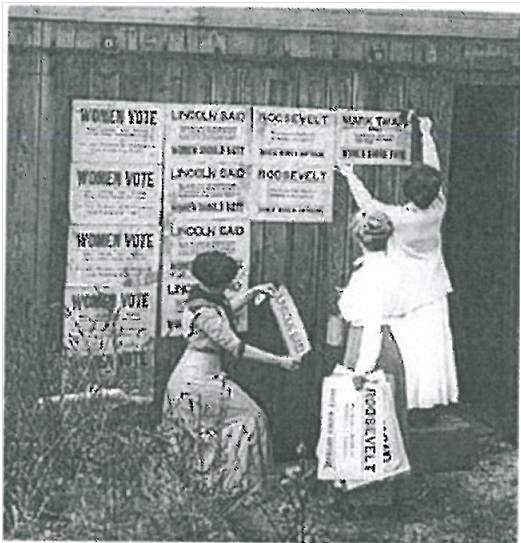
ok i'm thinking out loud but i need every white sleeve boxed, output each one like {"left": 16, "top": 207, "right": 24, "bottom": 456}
{"left": 352, "top": 289, "right": 383, "bottom": 375}
{"left": 355, "top": 321, "right": 382, "bottom": 375}
{"left": 343, "top": 168, "right": 403, "bottom": 220}
{"left": 418, "top": 117, "right": 441, "bottom": 172}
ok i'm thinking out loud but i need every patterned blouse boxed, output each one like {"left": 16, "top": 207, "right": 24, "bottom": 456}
{"left": 181, "top": 298, "right": 245, "bottom": 359}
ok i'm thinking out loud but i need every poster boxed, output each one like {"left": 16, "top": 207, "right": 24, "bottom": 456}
{"left": 252, "top": 106, "right": 336, "bottom": 222}
{"left": 164, "top": 162, "right": 252, "bottom": 219}
{"left": 64, "top": 285, "right": 157, "bottom": 355}
{"left": 66, "top": 224, "right": 160, "bottom": 288}
{"left": 69, "top": 163, "right": 162, "bottom": 224}
{"left": 71, "top": 100, "right": 164, "bottom": 164}
{"left": 161, "top": 219, "right": 250, "bottom": 336}
{"left": 165, "top": 104, "right": 252, "bottom": 219}
{"left": 336, "top": 110, "right": 412, "bottom": 165}
{"left": 269, "top": 285, "right": 312, "bottom": 358}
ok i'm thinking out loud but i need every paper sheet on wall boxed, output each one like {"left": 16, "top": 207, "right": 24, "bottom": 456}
{"left": 252, "top": 106, "right": 335, "bottom": 222}
{"left": 69, "top": 163, "right": 162, "bottom": 225}
{"left": 64, "top": 284, "right": 157, "bottom": 355}
{"left": 164, "top": 104, "right": 252, "bottom": 219}
{"left": 66, "top": 224, "right": 160, "bottom": 288}
{"left": 161, "top": 219, "right": 251, "bottom": 336}
{"left": 336, "top": 110, "right": 412, "bottom": 165}
{"left": 71, "top": 101, "right": 164, "bottom": 165}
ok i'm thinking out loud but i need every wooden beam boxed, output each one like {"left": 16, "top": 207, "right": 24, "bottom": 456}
{"left": 8, "top": 5, "right": 520, "bottom": 40}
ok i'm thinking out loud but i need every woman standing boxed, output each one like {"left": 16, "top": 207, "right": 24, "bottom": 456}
{"left": 338, "top": 210, "right": 409, "bottom": 438}
{"left": 337, "top": 130, "right": 459, "bottom": 418}
{"left": 163, "top": 251, "right": 301, "bottom": 493}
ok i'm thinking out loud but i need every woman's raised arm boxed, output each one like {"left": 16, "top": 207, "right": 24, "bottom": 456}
{"left": 336, "top": 163, "right": 403, "bottom": 218}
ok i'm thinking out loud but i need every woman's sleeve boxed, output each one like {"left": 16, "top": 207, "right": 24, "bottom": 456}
{"left": 341, "top": 281, "right": 383, "bottom": 374}
{"left": 345, "top": 169, "right": 403, "bottom": 219}
{"left": 193, "top": 308, "right": 245, "bottom": 358}
{"left": 355, "top": 319, "right": 383, "bottom": 375}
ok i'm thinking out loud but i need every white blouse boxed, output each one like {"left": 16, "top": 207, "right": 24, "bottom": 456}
{"left": 344, "top": 170, "right": 453, "bottom": 312}
{"left": 338, "top": 252, "right": 407, "bottom": 375}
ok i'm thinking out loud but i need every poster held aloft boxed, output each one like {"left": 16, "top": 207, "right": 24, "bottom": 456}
{"left": 269, "top": 285, "right": 312, "bottom": 358}
{"left": 316, "top": 368, "right": 410, "bottom": 491}
{"left": 336, "top": 110, "right": 412, "bottom": 166}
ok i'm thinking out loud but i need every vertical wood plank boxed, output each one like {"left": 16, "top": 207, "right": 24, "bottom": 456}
{"left": 119, "top": 53, "right": 152, "bottom": 101}
{"left": 89, "top": 53, "right": 120, "bottom": 99}
{"left": 150, "top": 56, "right": 183, "bottom": 102}
{"left": 35, "top": 53, "right": 56, "bottom": 325}
{"left": 49, "top": 51, "right": 92, "bottom": 341}
{"left": 6, "top": 50, "right": 40, "bottom": 329}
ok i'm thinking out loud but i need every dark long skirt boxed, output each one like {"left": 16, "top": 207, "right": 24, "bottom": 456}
{"left": 344, "top": 324, "right": 409, "bottom": 448}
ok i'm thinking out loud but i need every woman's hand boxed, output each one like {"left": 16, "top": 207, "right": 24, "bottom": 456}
{"left": 352, "top": 374, "right": 368, "bottom": 391}
{"left": 335, "top": 163, "right": 354, "bottom": 178}
{"left": 278, "top": 355, "right": 302, "bottom": 372}
{"left": 248, "top": 282, "right": 277, "bottom": 305}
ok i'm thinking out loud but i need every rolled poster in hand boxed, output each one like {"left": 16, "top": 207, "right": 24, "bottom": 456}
{"left": 269, "top": 285, "right": 312, "bottom": 358}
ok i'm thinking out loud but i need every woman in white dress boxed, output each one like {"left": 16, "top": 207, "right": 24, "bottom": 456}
{"left": 337, "top": 118, "right": 458, "bottom": 420}
{"left": 338, "top": 210, "right": 409, "bottom": 439}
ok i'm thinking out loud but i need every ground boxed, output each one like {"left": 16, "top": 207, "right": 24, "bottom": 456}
{"left": 5, "top": 402, "right": 517, "bottom": 542}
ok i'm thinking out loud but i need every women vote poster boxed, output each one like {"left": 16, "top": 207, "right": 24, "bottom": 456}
{"left": 64, "top": 285, "right": 157, "bottom": 355}
{"left": 67, "top": 100, "right": 163, "bottom": 360}
{"left": 252, "top": 107, "right": 336, "bottom": 222}
{"left": 336, "top": 110, "right": 412, "bottom": 165}
{"left": 164, "top": 105, "right": 252, "bottom": 219}
{"left": 161, "top": 219, "right": 251, "bottom": 336}
{"left": 69, "top": 164, "right": 162, "bottom": 224}
{"left": 71, "top": 101, "right": 164, "bottom": 165}
{"left": 66, "top": 225, "right": 160, "bottom": 288}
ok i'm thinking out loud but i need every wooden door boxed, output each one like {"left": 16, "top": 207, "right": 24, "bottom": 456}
{"left": 445, "top": 85, "right": 519, "bottom": 442}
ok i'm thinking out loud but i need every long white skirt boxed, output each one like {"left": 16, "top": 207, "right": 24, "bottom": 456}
{"left": 388, "top": 296, "right": 459, "bottom": 409}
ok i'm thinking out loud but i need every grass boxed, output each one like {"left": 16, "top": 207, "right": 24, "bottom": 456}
{"left": 3, "top": 302, "right": 517, "bottom": 542}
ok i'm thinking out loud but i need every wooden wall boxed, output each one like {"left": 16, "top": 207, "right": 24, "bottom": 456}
{"left": 7, "top": 14, "right": 519, "bottom": 457}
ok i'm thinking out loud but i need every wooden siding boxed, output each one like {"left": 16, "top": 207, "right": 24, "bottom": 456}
{"left": 8, "top": 6, "right": 520, "bottom": 39}
{"left": 6, "top": 14, "right": 519, "bottom": 456}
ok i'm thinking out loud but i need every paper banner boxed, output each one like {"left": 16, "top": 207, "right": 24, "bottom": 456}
{"left": 252, "top": 106, "right": 335, "bottom": 222}
{"left": 63, "top": 285, "right": 157, "bottom": 355}
{"left": 269, "top": 285, "right": 312, "bottom": 357}
{"left": 164, "top": 104, "right": 253, "bottom": 220}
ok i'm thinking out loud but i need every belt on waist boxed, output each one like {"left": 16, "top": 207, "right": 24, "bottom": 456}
{"left": 185, "top": 347, "right": 221, "bottom": 356}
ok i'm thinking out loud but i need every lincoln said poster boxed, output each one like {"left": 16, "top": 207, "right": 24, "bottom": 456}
{"left": 161, "top": 219, "right": 250, "bottom": 336}
{"left": 164, "top": 105, "right": 252, "bottom": 219}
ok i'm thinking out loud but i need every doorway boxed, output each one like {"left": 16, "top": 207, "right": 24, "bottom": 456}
{"left": 444, "top": 85, "right": 519, "bottom": 442}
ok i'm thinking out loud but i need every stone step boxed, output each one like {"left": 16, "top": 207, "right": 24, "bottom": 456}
{"left": 408, "top": 414, "right": 478, "bottom": 473}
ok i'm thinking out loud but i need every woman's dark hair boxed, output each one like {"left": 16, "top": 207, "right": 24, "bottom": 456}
{"left": 404, "top": 165, "right": 443, "bottom": 209}
{"left": 191, "top": 251, "right": 241, "bottom": 288}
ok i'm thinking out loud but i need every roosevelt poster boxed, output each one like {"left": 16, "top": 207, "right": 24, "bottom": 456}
{"left": 251, "top": 106, "right": 336, "bottom": 223}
